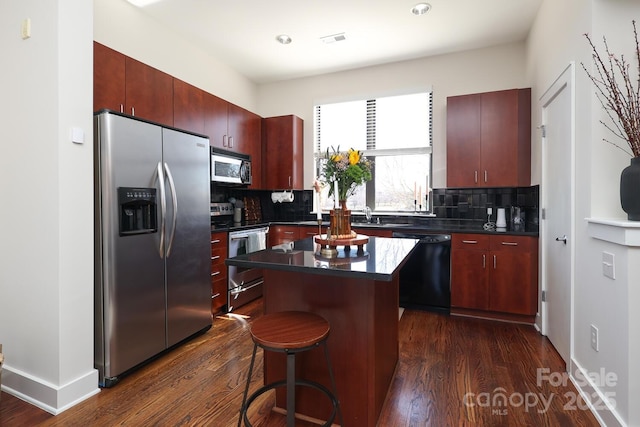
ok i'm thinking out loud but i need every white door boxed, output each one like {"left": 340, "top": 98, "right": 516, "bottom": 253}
{"left": 540, "top": 63, "right": 575, "bottom": 367}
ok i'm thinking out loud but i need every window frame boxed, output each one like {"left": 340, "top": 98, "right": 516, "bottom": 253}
{"left": 313, "top": 90, "right": 433, "bottom": 213}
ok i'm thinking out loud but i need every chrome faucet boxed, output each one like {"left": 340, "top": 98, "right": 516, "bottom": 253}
{"left": 364, "top": 206, "right": 372, "bottom": 223}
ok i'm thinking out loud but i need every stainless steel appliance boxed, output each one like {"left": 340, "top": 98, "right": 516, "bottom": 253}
{"left": 392, "top": 232, "right": 452, "bottom": 313}
{"left": 210, "top": 147, "right": 252, "bottom": 185}
{"left": 228, "top": 226, "right": 269, "bottom": 311}
{"left": 94, "top": 111, "right": 212, "bottom": 387}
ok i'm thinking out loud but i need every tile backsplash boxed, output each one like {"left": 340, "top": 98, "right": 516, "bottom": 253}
{"left": 432, "top": 185, "right": 539, "bottom": 229}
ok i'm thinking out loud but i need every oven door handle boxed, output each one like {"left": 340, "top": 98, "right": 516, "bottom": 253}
{"left": 229, "top": 279, "right": 264, "bottom": 296}
{"left": 229, "top": 228, "right": 269, "bottom": 240}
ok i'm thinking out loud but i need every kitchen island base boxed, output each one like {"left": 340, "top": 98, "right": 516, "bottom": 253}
{"left": 262, "top": 268, "right": 400, "bottom": 427}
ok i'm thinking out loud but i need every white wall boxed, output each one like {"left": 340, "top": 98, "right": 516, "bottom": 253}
{"left": 93, "top": 0, "right": 260, "bottom": 114}
{"left": 0, "top": 0, "right": 98, "bottom": 413}
{"left": 528, "top": 0, "right": 639, "bottom": 425}
{"left": 256, "top": 42, "right": 528, "bottom": 189}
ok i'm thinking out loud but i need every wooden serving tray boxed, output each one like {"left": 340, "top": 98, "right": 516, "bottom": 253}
{"left": 314, "top": 234, "right": 369, "bottom": 250}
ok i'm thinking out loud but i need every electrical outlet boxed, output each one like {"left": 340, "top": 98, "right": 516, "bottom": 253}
{"left": 590, "top": 324, "right": 599, "bottom": 352}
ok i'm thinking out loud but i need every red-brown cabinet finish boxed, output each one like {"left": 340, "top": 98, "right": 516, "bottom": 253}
{"left": 203, "top": 95, "right": 262, "bottom": 188}
{"left": 210, "top": 231, "right": 228, "bottom": 314}
{"left": 351, "top": 227, "right": 393, "bottom": 238}
{"left": 446, "top": 88, "right": 531, "bottom": 188}
{"left": 451, "top": 233, "right": 538, "bottom": 322}
{"left": 124, "top": 57, "right": 174, "bottom": 127}
{"left": 93, "top": 42, "right": 174, "bottom": 127}
{"left": 451, "top": 234, "right": 490, "bottom": 310}
{"left": 263, "top": 115, "right": 304, "bottom": 190}
{"left": 446, "top": 94, "right": 482, "bottom": 188}
{"left": 93, "top": 42, "right": 125, "bottom": 113}
{"left": 268, "top": 225, "right": 300, "bottom": 248}
{"left": 173, "top": 78, "right": 205, "bottom": 134}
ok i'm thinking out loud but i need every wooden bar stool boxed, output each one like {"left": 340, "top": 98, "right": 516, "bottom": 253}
{"left": 238, "top": 311, "right": 342, "bottom": 427}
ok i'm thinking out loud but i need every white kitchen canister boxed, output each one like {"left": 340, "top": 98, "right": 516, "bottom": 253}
{"left": 496, "top": 208, "right": 507, "bottom": 228}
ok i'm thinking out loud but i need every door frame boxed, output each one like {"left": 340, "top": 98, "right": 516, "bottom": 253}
{"left": 539, "top": 62, "right": 576, "bottom": 352}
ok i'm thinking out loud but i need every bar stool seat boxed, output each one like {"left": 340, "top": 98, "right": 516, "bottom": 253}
{"left": 238, "top": 311, "right": 342, "bottom": 427}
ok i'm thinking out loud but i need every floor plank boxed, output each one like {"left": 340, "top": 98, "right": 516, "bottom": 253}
{"left": 0, "top": 299, "right": 600, "bottom": 426}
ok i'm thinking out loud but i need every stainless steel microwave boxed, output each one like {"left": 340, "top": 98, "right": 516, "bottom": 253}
{"left": 210, "top": 147, "right": 252, "bottom": 185}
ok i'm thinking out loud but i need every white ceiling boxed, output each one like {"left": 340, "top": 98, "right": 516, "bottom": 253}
{"left": 131, "top": 0, "right": 542, "bottom": 84}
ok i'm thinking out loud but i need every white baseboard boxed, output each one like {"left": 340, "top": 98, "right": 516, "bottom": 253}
{"left": 1, "top": 363, "right": 100, "bottom": 415}
{"left": 569, "top": 358, "right": 626, "bottom": 427}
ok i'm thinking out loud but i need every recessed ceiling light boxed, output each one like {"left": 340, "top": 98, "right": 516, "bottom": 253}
{"left": 126, "top": 0, "right": 162, "bottom": 7}
{"left": 411, "top": 3, "right": 431, "bottom": 15}
{"left": 275, "top": 34, "right": 292, "bottom": 45}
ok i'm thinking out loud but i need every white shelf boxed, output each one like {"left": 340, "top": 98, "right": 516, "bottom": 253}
{"left": 586, "top": 218, "right": 640, "bottom": 247}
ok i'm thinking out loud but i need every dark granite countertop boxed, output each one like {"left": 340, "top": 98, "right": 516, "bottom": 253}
{"left": 275, "top": 220, "right": 539, "bottom": 237}
{"left": 224, "top": 236, "right": 420, "bottom": 281}
{"left": 213, "top": 218, "right": 538, "bottom": 237}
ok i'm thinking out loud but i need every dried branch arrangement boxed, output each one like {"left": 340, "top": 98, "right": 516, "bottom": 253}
{"left": 581, "top": 20, "right": 640, "bottom": 157}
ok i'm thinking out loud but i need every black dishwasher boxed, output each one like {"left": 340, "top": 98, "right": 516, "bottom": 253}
{"left": 393, "top": 232, "right": 451, "bottom": 314}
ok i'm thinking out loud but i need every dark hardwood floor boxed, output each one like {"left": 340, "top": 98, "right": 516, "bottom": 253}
{"left": 0, "top": 299, "right": 599, "bottom": 426}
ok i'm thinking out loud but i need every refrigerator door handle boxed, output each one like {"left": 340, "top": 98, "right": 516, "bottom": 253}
{"left": 157, "top": 161, "right": 167, "bottom": 258}
{"left": 164, "top": 162, "right": 178, "bottom": 257}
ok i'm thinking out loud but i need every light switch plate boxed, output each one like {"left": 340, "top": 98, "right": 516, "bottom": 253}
{"left": 602, "top": 252, "right": 615, "bottom": 279}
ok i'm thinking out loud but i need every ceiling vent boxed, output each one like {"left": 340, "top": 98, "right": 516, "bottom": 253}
{"left": 320, "top": 33, "right": 346, "bottom": 44}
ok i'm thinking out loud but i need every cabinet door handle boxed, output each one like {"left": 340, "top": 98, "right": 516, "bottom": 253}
{"left": 229, "top": 136, "right": 234, "bottom": 148}
{"left": 283, "top": 231, "right": 295, "bottom": 235}
{"left": 493, "top": 254, "right": 497, "bottom": 269}
{"left": 211, "top": 293, "right": 221, "bottom": 299}
{"left": 223, "top": 135, "right": 227, "bottom": 147}
{"left": 501, "top": 242, "right": 518, "bottom": 246}
{"left": 211, "top": 271, "right": 221, "bottom": 277}
{"left": 474, "top": 171, "right": 478, "bottom": 183}
{"left": 211, "top": 239, "right": 221, "bottom": 244}
{"left": 462, "top": 240, "right": 478, "bottom": 244}
{"left": 131, "top": 106, "right": 135, "bottom": 116}
{"left": 211, "top": 255, "right": 221, "bottom": 261}
{"left": 120, "top": 104, "right": 124, "bottom": 113}
{"left": 289, "top": 176, "right": 291, "bottom": 187}
{"left": 484, "top": 170, "right": 488, "bottom": 183}
{"left": 482, "top": 254, "right": 486, "bottom": 269}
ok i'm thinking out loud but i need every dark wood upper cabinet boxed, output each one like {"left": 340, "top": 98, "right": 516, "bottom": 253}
{"left": 93, "top": 42, "right": 125, "bottom": 113}
{"left": 124, "top": 57, "right": 174, "bottom": 127}
{"left": 173, "top": 78, "right": 205, "bottom": 134}
{"left": 94, "top": 42, "right": 263, "bottom": 188}
{"left": 446, "top": 94, "right": 481, "bottom": 188}
{"left": 203, "top": 94, "right": 262, "bottom": 188}
{"left": 446, "top": 88, "right": 531, "bottom": 188}
{"left": 262, "top": 115, "right": 303, "bottom": 190}
{"left": 93, "top": 42, "right": 174, "bottom": 127}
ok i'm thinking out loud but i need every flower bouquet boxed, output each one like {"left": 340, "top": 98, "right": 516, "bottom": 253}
{"left": 320, "top": 147, "right": 372, "bottom": 238}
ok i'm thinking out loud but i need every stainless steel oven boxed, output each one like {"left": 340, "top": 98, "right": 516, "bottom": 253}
{"left": 227, "top": 226, "right": 269, "bottom": 311}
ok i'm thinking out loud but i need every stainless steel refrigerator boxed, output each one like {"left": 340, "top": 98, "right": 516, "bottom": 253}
{"left": 94, "top": 111, "right": 212, "bottom": 387}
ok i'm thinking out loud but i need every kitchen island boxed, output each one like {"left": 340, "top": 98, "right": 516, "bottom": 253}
{"left": 226, "top": 236, "right": 419, "bottom": 426}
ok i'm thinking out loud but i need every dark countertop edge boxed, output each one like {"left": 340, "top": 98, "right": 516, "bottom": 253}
{"left": 211, "top": 220, "right": 538, "bottom": 237}
{"left": 223, "top": 257, "right": 394, "bottom": 281}
{"left": 268, "top": 221, "right": 539, "bottom": 237}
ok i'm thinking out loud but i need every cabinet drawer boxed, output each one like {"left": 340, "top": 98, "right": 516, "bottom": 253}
{"left": 452, "top": 233, "right": 490, "bottom": 250}
{"left": 211, "top": 232, "right": 228, "bottom": 248}
{"left": 489, "top": 235, "right": 536, "bottom": 252}
{"left": 211, "top": 278, "right": 227, "bottom": 313}
{"left": 211, "top": 246, "right": 227, "bottom": 264}
{"left": 298, "top": 226, "right": 319, "bottom": 239}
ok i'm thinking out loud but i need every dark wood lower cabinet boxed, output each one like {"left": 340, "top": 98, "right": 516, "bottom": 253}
{"left": 210, "top": 231, "right": 228, "bottom": 314}
{"left": 451, "top": 233, "right": 538, "bottom": 322}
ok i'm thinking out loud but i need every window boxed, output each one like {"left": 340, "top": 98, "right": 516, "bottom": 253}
{"left": 314, "top": 91, "right": 433, "bottom": 212}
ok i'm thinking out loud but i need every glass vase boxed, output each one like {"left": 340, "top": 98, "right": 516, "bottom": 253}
{"left": 329, "top": 200, "right": 352, "bottom": 239}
